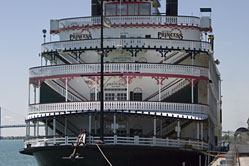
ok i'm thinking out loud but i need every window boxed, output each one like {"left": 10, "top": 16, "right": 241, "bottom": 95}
{"left": 134, "top": 93, "right": 142, "bottom": 101}
{"left": 139, "top": 3, "right": 150, "bottom": 15}
{"left": 117, "top": 93, "right": 127, "bottom": 101}
{"left": 90, "top": 91, "right": 99, "bottom": 101}
{"left": 128, "top": 4, "right": 138, "bottom": 16}
{"left": 133, "top": 88, "right": 143, "bottom": 101}
{"left": 90, "top": 93, "right": 95, "bottom": 101}
{"left": 130, "top": 88, "right": 143, "bottom": 101}
{"left": 105, "top": 93, "right": 115, "bottom": 101}
{"left": 117, "top": 4, "right": 127, "bottom": 16}
{"left": 120, "top": 34, "right": 126, "bottom": 38}
{"left": 106, "top": 4, "right": 116, "bottom": 16}
{"left": 145, "top": 35, "right": 151, "bottom": 38}
{"left": 105, "top": 2, "right": 151, "bottom": 16}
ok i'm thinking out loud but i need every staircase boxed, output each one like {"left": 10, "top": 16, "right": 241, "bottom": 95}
{"left": 163, "top": 120, "right": 192, "bottom": 137}
{"left": 58, "top": 52, "right": 85, "bottom": 64}
{"left": 161, "top": 79, "right": 190, "bottom": 101}
{"left": 159, "top": 51, "right": 179, "bottom": 63}
{"left": 45, "top": 80, "right": 82, "bottom": 102}
{"left": 46, "top": 118, "right": 80, "bottom": 136}
{"left": 164, "top": 51, "right": 189, "bottom": 64}
{"left": 145, "top": 119, "right": 191, "bottom": 137}
{"left": 56, "top": 118, "right": 81, "bottom": 136}
{"left": 46, "top": 121, "right": 64, "bottom": 136}
{"left": 145, "top": 79, "right": 189, "bottom": 101}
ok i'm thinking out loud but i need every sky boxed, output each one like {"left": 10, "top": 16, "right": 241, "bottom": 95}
{"left": 0, "top": 0, "right": 248, "bottom": 136}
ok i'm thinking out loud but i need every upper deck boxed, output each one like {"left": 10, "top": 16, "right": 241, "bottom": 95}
{"left": 50, "top": 0, "right": 211, "bottom": 35}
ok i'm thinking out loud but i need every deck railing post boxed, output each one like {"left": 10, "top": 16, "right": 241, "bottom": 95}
{"left": 113, "top": 114, "right": 117, "bottom": 135}
{"left": 37, "top": 121, "right": 40, "bottom": 136}
{"left": 65, "top": 136, "right": 68, "bottom": 145}
{"left": 33, "top": 84, "right": 36, "bottom": 104}
{"left": 153, "top": 116, "right": 157, "bottom": 136}
{"left": 153, "top": 136, "right": 156, "bottom": 146}
{"left": 88, "top": 115, "right": 91, "bottom": 135}
{"left": 65, "top": 78, "right": 68, "bottom": 102}
{"left": 53, "top": 117, "right": 56, "bottom": 144}
{"left": 64, "top": 117, "right": 67, "bottom": 136}
{"left": 197, "top": 122, "right": 200, "bottom": 140}
{"left": 200, "top": 122, "right": 203, "bottom": 141}
{"left": 134, "top": 136, "right": 139, "bottom": 145}
{"left": 114, "top": 135, "right": 117, "bottom": 144}
{"left": 126, "top": 76, "right": 129, "bottom": 100}
{"left": 33, "top": 121, "right": 37, "bottom": 137}
{"left": 25, "top": 121, "right": 28, "bottom": 137}
{"left": 45, "top": 120, "right": 48, "bottom": 137}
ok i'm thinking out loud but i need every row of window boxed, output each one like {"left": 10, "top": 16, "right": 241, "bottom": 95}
{"left": 105, "top": 2, "right": 151, "bottom": 16}
{"left": 90, "top": 92, "right": 142, "bottom": 101}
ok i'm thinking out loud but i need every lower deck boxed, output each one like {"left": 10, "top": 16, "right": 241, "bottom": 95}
{"left": 21, "top": 144, "right": 210, "bottom": 166}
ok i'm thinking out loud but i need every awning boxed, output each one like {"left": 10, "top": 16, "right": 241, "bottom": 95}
{"left": 26, "top": 109, "right": 208, "bottom": 121}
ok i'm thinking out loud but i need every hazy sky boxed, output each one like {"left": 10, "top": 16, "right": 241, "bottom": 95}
{"left": 0, "top": 0, "right": 248, "bottom": 136}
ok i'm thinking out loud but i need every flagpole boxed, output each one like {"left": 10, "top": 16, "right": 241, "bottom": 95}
{"left": 100, "top": 0, "right": 104, "bottom": 142}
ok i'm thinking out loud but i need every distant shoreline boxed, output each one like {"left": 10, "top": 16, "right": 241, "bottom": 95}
{"left": 0, "top": 136, "right": 25, "bottom": 140}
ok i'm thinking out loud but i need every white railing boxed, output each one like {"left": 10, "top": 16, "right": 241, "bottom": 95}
{"left": 29, "top": 101, "right": 209, "bottom": 117}
{"left": 25, "top": 135, "right": 208, "bottom": 150}
{"left": 42, "top": 38, "right": 211, "bottom": 52}
{"left": 58, "top": 16, "right": 200, "bottom": 30}
{"left": 45, "top": 80, "right": 81, "bottom": 102}
{"left": 29, "top": 63, "right": 208, "bottom": 79}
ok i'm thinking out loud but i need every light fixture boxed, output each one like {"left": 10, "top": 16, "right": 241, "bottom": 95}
{"left": 42, "top": 29, "right": 47, "bottom": 43}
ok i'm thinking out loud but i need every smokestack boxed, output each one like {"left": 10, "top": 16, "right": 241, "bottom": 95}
{"left": 92, "top": 0, "right": 101, "bottom": 16}
{"left": 166, "top": 0, "right": 178, "bottom": 16}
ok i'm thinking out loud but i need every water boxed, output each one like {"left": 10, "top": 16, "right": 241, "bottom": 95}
{"left": 0, "top": 140, "right": 37, "bottom": 166}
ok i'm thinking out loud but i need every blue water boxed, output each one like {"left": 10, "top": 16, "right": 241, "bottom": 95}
{"left": 0, "top": 140, "right": 37, "bottom": 166}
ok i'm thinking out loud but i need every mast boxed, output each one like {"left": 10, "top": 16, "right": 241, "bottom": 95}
{"left": 100, "top": 0, "right": 104, "bottom": 142}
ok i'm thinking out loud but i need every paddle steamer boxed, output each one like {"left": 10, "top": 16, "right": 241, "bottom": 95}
{"left": 21, "top": 0, "right": 222, "bottom": 165}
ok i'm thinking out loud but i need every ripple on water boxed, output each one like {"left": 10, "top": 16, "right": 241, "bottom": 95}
{"left": 0, "top": 140, "right": 37, "bottom": 166}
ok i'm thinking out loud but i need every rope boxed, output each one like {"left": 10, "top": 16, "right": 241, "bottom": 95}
{"left": 96, "top": 143, "right": 113, "bottom": 166}
{"left": 185, "top": 145, "right": 217, "bottom": 157}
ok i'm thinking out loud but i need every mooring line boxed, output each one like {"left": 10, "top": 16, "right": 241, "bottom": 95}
{"left": 96, "top": 143, "right": 113, "bottom": 166}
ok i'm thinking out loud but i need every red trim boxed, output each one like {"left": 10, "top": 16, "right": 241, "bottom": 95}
{"left": 152, "top": 76, "right": 168, "bottom": 85}
{"left": 60, "top": 77, "right": 74, "bottom": 85}
{"left": 55, "top": 23, "right": 200, "bottom": 34}
{"left": 88, "top": 76, "right": 101, "bottom": 84}
{"left": 185, "top": 78, "right": 199, "bottom": 87}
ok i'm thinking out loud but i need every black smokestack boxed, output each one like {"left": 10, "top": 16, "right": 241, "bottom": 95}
{"left": 92, "top": 0, "right": 101, "bottom": 16}
{"left": 166, "top": 0, "right": 178, "bottom": 16}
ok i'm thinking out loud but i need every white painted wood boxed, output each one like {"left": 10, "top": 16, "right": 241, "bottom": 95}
{"left": 65, "top": 78, "right": 68, "bottom": 102}
{"left": 24, "top": 135, "right": 208, "bottom": 150}
{"left": 88, "top": 115, "right": 91, "bottom": 135}
{"left": 42, "top": 38, "right": 211, "bottom": 53}
{"left": 53, "top": 117, "right": 56, "bottom": 144}
{"left": 30, "top": 63, "right": 209, "bottom": 79}
{"left": 58, "top": 16, "right": 200, "bottom": 29}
